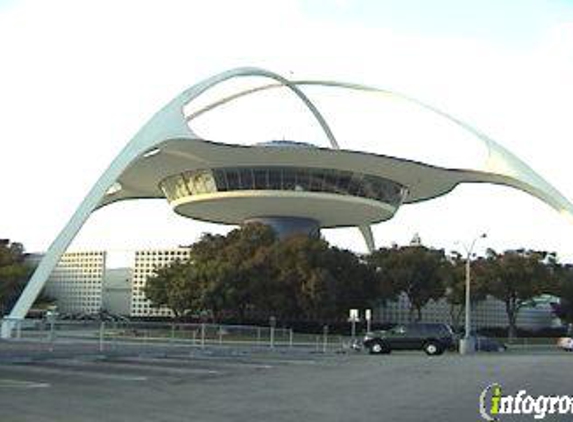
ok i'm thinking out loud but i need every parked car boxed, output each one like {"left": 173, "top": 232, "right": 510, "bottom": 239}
{"left": 474, "top": 335, "right": 507, "bottom": 352}
{"left": 556, "top": 337, "right": 573, "bottom": 351}
{"left": 556, "top": 323, "right": 573, "bottom": 351}
{"left": 455, "top": 329, "right": 507, "bottom": 352}
{"left": 361, "top": 323, "right": 455, "bottom": 356}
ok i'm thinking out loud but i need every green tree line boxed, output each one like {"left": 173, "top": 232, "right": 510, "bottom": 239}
{"left": 145, "top": 224, "right": 378, "bottom": 323}
{"left": 3, "top": 229, "right": 573, "bottom": 339}
{"left": 0, "top": 239, "right": 54, "bottom": 316}
{"left": 143, "top": 224, "right": 573, "bottom": 337}
{"left": 0, "top": 239, "right": 32, "bottom": 315}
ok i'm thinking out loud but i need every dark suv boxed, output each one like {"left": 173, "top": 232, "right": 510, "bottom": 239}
{"left": 361, "top": 323, "right": 455, "bottom": 356}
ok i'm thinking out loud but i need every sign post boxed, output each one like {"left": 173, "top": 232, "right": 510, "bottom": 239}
{"left": 348, "top": 309, "right": 359, "bottom": 341}
{"left": 365, "top": 309, "right": 372, "bottom": 333}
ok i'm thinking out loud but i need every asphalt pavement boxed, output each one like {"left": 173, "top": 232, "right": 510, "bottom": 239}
{"left": 1, "top": 341, "right": 572, "bottom": 422}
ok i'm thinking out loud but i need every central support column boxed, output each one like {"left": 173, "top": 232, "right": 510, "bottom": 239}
{"left": 244, "top": 216, "right": 320, "bottom": 239}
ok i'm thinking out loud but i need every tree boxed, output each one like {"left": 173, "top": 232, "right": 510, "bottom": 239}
{"left": 187, "top": 227, "right": 379, "bottom": 323}
{"left": 178, "top": 223, "right": 280, "bottom": 321}
{"left": 144, "top": 259, "right": 202, "bottom": 319}
{"left": 271, "top": 235, "right": 330, "bottom": 320}
{"left": 208, "top": 223, "right": 277, "bottom": 320}
{"left": 443, "top": 252, "right": 488, "bottom": 329}
{"left": 551, "top": 264, "right": 573, "bottom": 325}
{"left": 322, "top": 246, "right": 378, "bottom": 317}
{"left": 476, "top": 249, "right": 558, "bottom": 339}
{"left": 144, "top": 223, "right": 281, "bottom": 322}
{"left": 0, "top": 239, "right": 32, "bottom": 316}
{"left": 271, "top": 235, "right": 377, "bottom": 322}
{"left": 368, "top": 245, "right": 448, "bottom": 322}
{"left": 365, "top": 248, "right": 399, "bottom": 304}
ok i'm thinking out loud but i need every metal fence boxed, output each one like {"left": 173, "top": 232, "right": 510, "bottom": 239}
{"left": 2, "top": 318, "right": 563, "bottom": 354}
{"left": 0, "top": 318, "right": 350, "bottom": 353}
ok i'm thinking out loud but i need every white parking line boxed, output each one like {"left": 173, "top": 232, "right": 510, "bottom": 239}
{"left": 3, "top": 364, "right": 148, "bottom": 382}
{"left": 133, "top": 356, "right": 273, "bottom": 370}
{"left": 185, "top": 353, "right": 317, "bottom": 366}
{"left": 95, "top": 360, "right": 222, "bottom": 375}
{"left": 253, "top": 358, "right": 318, "bottom": 365}
{"left": 0, "top": 378, "right": 51, "bottom": 388}
{"left": 45, "top": 358, "right": 223, "bottom": 376}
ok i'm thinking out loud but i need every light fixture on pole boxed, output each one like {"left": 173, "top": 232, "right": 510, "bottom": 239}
{"left": 458, "top": 233, "right": 487, "bottom": 355}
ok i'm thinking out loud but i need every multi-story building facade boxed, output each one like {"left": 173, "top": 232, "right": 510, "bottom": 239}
{"left": 42, "top": 249, "right": 192, "bottom": 317}
{"left": 130, "top": 248, "right": 192, "bottom": 317}
{"left": 43, "top": 251, "right": 106, "bottom": 314}
{"left": 378, "top": 293, "right": 558, "bottom": 330}
{"left": 102, "top": 267, "right": 132, "bottom": 316}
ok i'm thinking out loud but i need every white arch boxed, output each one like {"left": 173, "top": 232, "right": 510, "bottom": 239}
{"left": 297, "top": 80, "right": 573, "bottom": 221}
{"left": 3, "top": 68, "right": 572, "bottom": 338}
{"left": 0, "top": 67, "right": 340, "bottom": 338}
{"left": 182, "top": 79, "right": 573, "bottom": 224}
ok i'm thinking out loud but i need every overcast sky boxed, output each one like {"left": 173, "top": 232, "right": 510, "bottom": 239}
{"left": 1, "top": 0, "right": 572, "bottom": 263}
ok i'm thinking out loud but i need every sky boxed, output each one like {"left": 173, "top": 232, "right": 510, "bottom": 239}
{"left": 1, "top": 0, "right": 572, "bottom": 263}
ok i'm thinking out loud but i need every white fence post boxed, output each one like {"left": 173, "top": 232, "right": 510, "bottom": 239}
{"left": 48, "top": 320, "right": 56, "bottom": 352}
{"left": 269, "top": 317, "right": 276, "bottom": 349}
{"left": 99, "top": 321, "right": 105, "bottom": 352}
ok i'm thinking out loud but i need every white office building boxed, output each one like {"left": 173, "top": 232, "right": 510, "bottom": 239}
{"left": 379, "top": 293, "right": 559, "bottom": 330}
{"left": 43, "top": 251, "right": 106, "bottom": 314}
{"left": 130, "top": 248, "right": 192, "bottom": 317}
{"left": 42, "top": 249, "right": 191, "bottom": 317}
{"left": 102, "top": 267, "right": 132, "bottom": 316}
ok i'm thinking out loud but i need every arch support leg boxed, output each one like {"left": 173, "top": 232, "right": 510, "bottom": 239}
{"left": 1, "top": 172, "right": 124, "bottom": 338}
{"left": 359, "top": 224, "right": 376, "bottom": 253}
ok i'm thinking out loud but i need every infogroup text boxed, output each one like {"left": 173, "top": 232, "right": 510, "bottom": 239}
{"left": 480, "top": 383, "right": 573, "bottom": 420}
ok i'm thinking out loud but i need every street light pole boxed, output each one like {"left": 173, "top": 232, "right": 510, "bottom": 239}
{"left": 459, "top": 233, "right": 487, "bottom": 355}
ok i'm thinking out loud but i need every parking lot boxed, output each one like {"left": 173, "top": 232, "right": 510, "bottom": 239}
{"left": 1, "top": 341, "right": 572, "bottom": 422}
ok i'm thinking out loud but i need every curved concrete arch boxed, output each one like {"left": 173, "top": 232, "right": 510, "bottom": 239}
{"left": 296, "top": 80, "right": 573, "bottom": 223}
{"left": 0, "top": 67, "right": 339, "bottom": 338}
{"left": 3, "top": 68, "right": 571, "bottom": 338}
{"left": 182, "top": 73, "right": 339, "bottom": 150}
{"left": 184, "top": 79, "right": 573, "bottom": 224}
